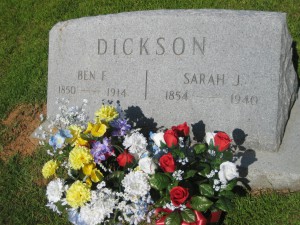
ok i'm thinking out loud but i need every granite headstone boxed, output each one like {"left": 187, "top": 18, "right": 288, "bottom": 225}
{"left": 47, "top": 10, "right": 298, "bottom": 152}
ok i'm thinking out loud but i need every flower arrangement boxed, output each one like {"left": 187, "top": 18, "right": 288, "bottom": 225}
{"left": 39, "top": 99, "right": 239, "bottom": 225}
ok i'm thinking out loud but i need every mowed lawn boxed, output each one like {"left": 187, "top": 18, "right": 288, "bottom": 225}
{"left": 0, "top": 0, "right": 300, "bottom": 224}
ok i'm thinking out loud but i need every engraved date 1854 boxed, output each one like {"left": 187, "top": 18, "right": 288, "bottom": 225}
{"left": 165, "top": 90, "right": 188, "bottom": 100}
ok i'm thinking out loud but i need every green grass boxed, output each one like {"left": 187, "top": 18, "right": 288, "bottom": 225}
{"left": 0, "top": 0, "right": 300, "bottom": 224}
{"left": 225, "top": 191, "right": 300, "bottom": 224}
{"left": 0, "top": 150, "right": 69, "bottom": 225}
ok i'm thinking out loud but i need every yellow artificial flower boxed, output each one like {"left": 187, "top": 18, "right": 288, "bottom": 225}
{"left": 82, "top": 163, "right": 95, "bottom": 176}
{"left": 83, "top": 163, "right": 104, "bottom": 183}
{"left": 134, "top": 166, "right": 142, "bottom": 172}
{"left": 66, "top": 125, "right": 88, "bottom": 146}
{"left": 90, "top": 168, "right": 103, "bottom": 183}
{"left": 83, "top": 122, "right": 93, "bottom": 134}
{"left": 66, "top": 181, "right": 91, "bottom": 208}
{"left": 42, "top": 160, "right": 58, "bottom": 178}
{"left": 95, "top": 105, "right": 118, "bottom": 123}
{"left": 85, "top": 177, "right": 92, "bottom": 188}
{"left": 91, "top": 122, "right": 107, "bottom": 137}
{"left": 83, "top": 121, "right": 107, "bottom": 137}
{"left": 69, "top": 146, "right": 93, "bottom": 170}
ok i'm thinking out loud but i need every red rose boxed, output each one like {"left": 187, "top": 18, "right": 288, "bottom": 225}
{"left": 172, "top": 122, "right": 190, "bottom": 137}
{"left": 214, "top": 132, "right": 231, "bottom": 152}
{"left": 159, "top": 153, "right": 175, "bottom": 172}
{"left": 170, "top": 186, "right": 189, "bottom": 206}
{"left": 116, "top": 150, "right": 135, "bottom": 167}
{"left": 164, "top": 129, "right": 178, "bottom": 147}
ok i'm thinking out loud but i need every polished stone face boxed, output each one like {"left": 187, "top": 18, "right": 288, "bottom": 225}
{"left": 47, "top": 10, "right": 298, "bottom": 151}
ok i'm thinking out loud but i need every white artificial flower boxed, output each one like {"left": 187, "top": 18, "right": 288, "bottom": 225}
{"left": 46, "top": 202, "right": 61, "bottom": 215}
{"left": 138, "top": 157, "right": 157, "bottom": 175}
{"left": 79, "top": 189, "right": 118, "bottom": 225}
{"left": 218, "top": 161, "right": 239, "bottom": 184}
{"left": 46, "top": 178, "right": 64, "bottom": 203}
{"left": 205, "top": 132, "right": 216, "bottom": 145}
{"left": 123, "top": 132, "right": 147, "bottom": 157}
{"left": 122, "top": 171, "right": 150, "bottom": 201}
{"left": 151, "top": 132, "right": 166, "bottom": 147}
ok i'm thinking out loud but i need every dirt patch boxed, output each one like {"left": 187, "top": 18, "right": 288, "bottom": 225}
{"left": 0, "top": 103, "right": 46, "bottom": 160}
{"left": 34, "top": 178, "right": 49, "bottom": 187}
{"left": 250, "top": 188, "right": 293, "bottom": 196}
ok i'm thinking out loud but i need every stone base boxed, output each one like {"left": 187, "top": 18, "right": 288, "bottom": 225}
{"left": 236, "top": 95, "right": 300, "bottom": 191}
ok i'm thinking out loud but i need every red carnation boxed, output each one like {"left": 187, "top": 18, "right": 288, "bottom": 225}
{"left": 116, "top": 150, "right": 135, "bottom": 167}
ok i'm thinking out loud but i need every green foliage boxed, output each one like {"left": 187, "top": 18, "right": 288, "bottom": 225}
{"left": 194, "top": 143, "right": 207, "bottom": 154}
{"left": 149, "top": 172, "right": 171, "bottom": 191}
{"left": 165, "top": 211, "right": 181, "bottom": 225}
{"left": 225, "top": 179, "right": 237, "bottom": 191}
{"left": 181, "top": 208, "right": 196, "bottom": 223}
{"left": 197, "top": 162, "right": 211, "bottom": 176}
{"left": 215, "top": 196, "right": 234, "bottom": 212}
{"left": 184, "top": 169, "right": 197, "bottom": 179}
{"left": 190, "top": 196, "right": 213, "bottom": 211}
{"left": 106, "top": 170, "right": 125, "bottom": 189}
{"left": 199, "top": 183, "right": 214, "bottom": 197}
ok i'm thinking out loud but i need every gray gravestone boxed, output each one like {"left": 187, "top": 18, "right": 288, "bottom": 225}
{"left": 47, "top": 10, "right": 298, "bottom": 152}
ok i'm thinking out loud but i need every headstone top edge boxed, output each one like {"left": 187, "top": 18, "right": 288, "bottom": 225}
{"left": 49, "top": 9, "right": 287, "bottom": 33}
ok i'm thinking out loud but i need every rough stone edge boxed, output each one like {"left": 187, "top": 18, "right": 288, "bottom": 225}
{"left": 276, "top": 18, "right": 299, "bottom": 152}
{"left": 238, "top": 96, "right": 300, "bottom": 191}
{"left": 49, "top": 9, "right": 287, "bottom": 34}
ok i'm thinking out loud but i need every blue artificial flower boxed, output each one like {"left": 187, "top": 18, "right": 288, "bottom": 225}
{"left": 110, "top": 119, "right": 131, "bottom": 136}
{"left": 149, "top": 131, "right": 154, "bottom": 140}
{"left": 140, "top": 151, "right": 149, "bottom": 159}
{"left": 68, "top": 209, "right": 86, "bottom": 225}
{"left": 59, "top": 129, "right": 73, "bottom": 138}
{"left": 49, "top": 133, "right": 65, "bottom": 150}
{"left": 147, "top": 132, "right": 166, "bottom": 158}
{"left": 91, "top": 137, "right": 113, "bottom": 163}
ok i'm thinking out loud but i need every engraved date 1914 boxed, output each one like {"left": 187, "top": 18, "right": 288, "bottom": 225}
{"left": 107, "top": 88, "right": 126, "bottom": 97}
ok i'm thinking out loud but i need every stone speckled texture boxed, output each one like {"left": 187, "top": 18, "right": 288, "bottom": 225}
{"left": 47, "top": 10, "right": 298, "bottom": 152}
{"left": 237, "top": 97, "right": 300, "bottom": 191}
